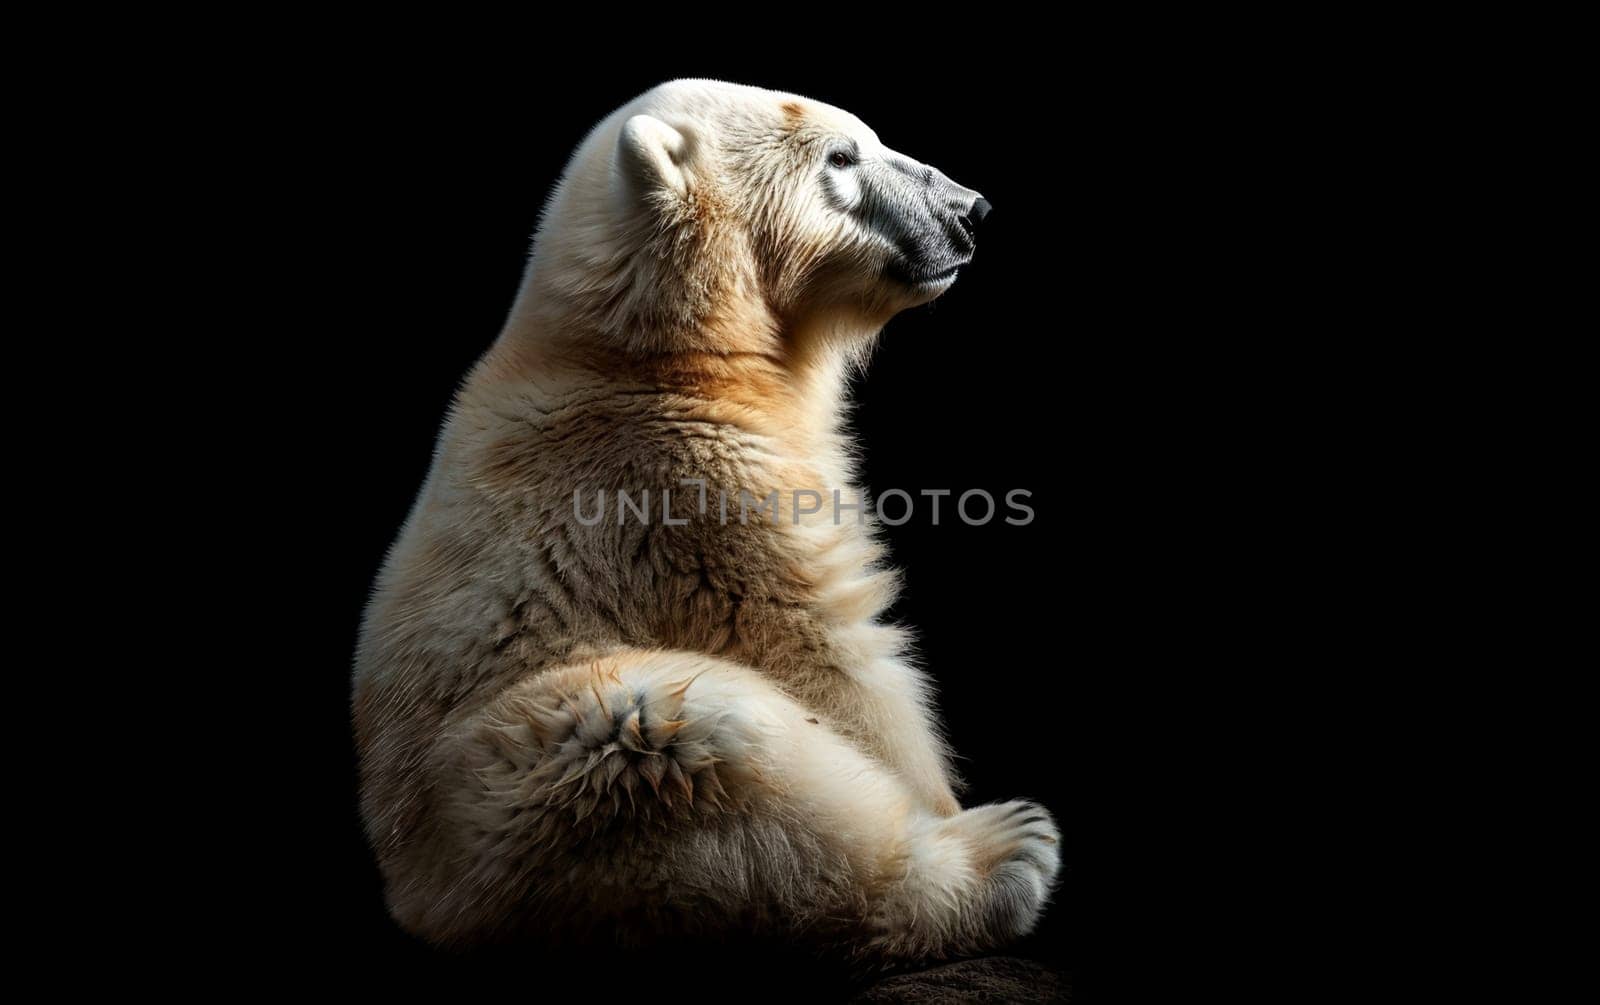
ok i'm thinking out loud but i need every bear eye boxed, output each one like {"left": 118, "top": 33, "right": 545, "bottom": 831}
{"left": 828, "top": 150, "right": 855, "bottom": 169}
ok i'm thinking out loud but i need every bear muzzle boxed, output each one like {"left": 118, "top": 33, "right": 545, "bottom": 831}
{"left": 891, "top": 180, "right": 990, "bottom": 288}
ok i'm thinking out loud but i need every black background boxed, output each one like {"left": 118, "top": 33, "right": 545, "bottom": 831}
{"left": 219, "top": 35, "right": 1352, "bottom": 995}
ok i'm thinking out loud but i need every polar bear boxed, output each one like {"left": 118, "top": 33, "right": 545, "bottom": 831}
{"left": 354, "top": 79, "right": 1058, "bottom": 961}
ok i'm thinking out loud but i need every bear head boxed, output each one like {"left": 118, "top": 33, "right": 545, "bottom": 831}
{"left": 510, "top": 79, "right": 989, "bottom": 361}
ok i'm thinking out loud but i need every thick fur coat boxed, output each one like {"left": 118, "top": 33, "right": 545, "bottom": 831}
{"left": 354, "top": 79, "right": 1058, "bottom": 961}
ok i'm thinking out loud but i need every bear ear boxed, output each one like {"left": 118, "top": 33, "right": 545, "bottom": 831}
{"left": 614, "top": 114, "right": 692, "bottom": 203}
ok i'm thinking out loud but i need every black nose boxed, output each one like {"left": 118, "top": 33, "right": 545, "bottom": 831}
{"left": 968, "top": 197, "right": 992, "bottom": 226}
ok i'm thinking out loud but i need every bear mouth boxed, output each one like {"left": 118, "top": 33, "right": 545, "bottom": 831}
{"left": 888, "top": 259, "right": 964, "bottom": 289}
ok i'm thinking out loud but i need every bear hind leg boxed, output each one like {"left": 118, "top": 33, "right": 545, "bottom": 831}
{"left": 448, "top": 649, "right": 1059, "bottom": 961}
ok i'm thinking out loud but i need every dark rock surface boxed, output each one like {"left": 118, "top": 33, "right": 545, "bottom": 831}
{"left": 853, "top": 957, "right": 1069, "bottom": 1003}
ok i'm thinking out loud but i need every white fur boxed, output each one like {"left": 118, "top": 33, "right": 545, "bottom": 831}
{"left": 354, "top": 80, "right": 1056, "bottom": 962}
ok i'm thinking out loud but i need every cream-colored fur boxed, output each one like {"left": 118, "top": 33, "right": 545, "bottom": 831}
{"left": 354, "top": 79, "right": 1058, "bottom": 960}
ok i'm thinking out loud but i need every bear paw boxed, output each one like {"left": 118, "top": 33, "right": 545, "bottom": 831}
{"left": 951, "top": 799, "right": 1061, "bottom": 943}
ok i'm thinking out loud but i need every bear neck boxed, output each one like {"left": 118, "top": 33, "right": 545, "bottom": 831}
{"left": 487, "top": 200, "right": 885, "bottom": 462}
{"left": 483, "top": 298, "right": 867, "bottom": 465}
